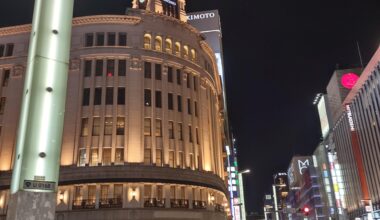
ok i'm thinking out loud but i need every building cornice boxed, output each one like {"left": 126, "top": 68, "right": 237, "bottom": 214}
{"left": 0, "top": 15, "right": 142, "bottom": 37}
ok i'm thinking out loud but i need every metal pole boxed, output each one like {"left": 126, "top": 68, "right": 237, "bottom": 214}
{"left": 272, "top": 185, "right": 279, "bottom": 220}
{"left": 7, "top": 0, "right": 74, "bottom": 219}
{"left": 238, "top": 173, "right": 247, "bottom": 220}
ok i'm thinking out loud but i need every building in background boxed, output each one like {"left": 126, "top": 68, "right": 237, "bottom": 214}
{"left": 0, "top": 0, "right": 230, "bottom": 219}
{"left": 272, "top": 173, "right": 288, "bottom": 220}
{"left": 263, "top": 194, "right": 275, "bottom": 220}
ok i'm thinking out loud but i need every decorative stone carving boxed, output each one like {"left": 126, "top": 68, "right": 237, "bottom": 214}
{"left": 130, "top": 56, "right": 142, "bottom": 70}
{"left": 12, "top": 65, "right": 25, "bottom": 78}
{"left": 69, "top": 59, "right": 80, "bottom": 70}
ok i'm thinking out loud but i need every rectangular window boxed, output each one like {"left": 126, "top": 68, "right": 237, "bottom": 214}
{"left": 170, "top": 186, "right": 176, "bottom": 199}
{"left": 177, "top": 95, "right": 182, "bottom": 112}
{"left": 155, "top": 91, "right": 162, "bottom": 108}
{"left": 157, "top": 185, "right": 163, "bottom": 200}
{"left": 168, "top": 121, "right": 174, "bottom": 139}
{"left": 144, "top": 62, "right": 151, "bottom": 78}
{"left": 196, "top": 128, "right": 200, "bottom": 144}
{"left": 90, "top": 148, "right": 99, "bottom": 166}
{"left": 190, "top": 154, "right": 194, "bottom": 170}
{"left": 187, "top": 98, "right": 191, "bottom": 115}
{"left": 2, "top": 69, "right": 10, "bottom": 87}
{"left": 94, "top": 88, "right": 102, "bottom": 105}
{"left": 95, "top": 60, "right": 103, "bottom": 76}
{"left": 82, "top": 88, "right": 90, "bottom": 106}
{"left": 144, "top": 185, "right": 152, "bottom": 199}
{"left": 102, "top": 148, "right": 112, "bottom": 166}
{"left": 107, "top": 59, "right": 115, "bottom": 76}
{"left": 5, "top": 44, "right": 14, "bottom": 57}
{"left": 194, "top": 101, "right": 198, "bottom": 117}
{"left": 144, "top": 118, "right": 151, "bottom": 136}
{"left": 74, "top": 186, "right": 83, "bottom": 203}
{"left": 107, "top": 32, "right": 116, "bottom": 46}
{"left": 155, "top": 119, "right": 162, "bottom": 137}
{"left": 0, "top": 45, "right": 4, "bottom": 57}
{"left": 169, "top": 151, "right": 175, "bottom": 168}
{"left": 88, "top": 185, "right": 97, "bottom": 202}
{"left": 85, "top": 33, "right": 94, "bottom": 47}
{"left": 186, "top": 73, "right": 191, "bottom": 88}
{"left": 0, "top": 97, "right": 6, "bottom": 114}
{"left": 118, "top": 32, "right": 127, "bottom": 46}
{"left": 176, "top": 69, "right": 181, "bottom": 85}
{"left": 116, "top": 117, "right": 125, "bottom": 135}
{"left": 106, "top": 87, "right": 113, "bottom": 105}
{"left": 168, "top": 93, "right": 173, "bottom": 110}
{"left": 104, "top": 117, "right": 113, "bottom": 135}
{"left": 114, "top": 184, "right": 123, "bottom": 200}
{"left": 168, "top": 66, "right": 173, "bottom": 82}
{"left": 156, "top": 149, "right": 162, "bottom": 166}
{"left": 92, "top": 117, "right": 100, "bottom": 136}
{"left": 189, "top": 125, "right": 193, "bottom": 143}
{"left": 116, "top": 88, "right": 125, "bottom": 106}
{"left": 96, "top": 32, "right": 105, "bottom": 46}
{"left": 115, "top": 148, "right": 124, "bottom": 164}
{"left": 78, "top": 149, "right": 86, "bottom": 166}
{"left": 193, "top": 76, "right": 197, "bottom": 91}
{"left": 144, "top": 89, "right": 151, "bottom": 106}
{"left": 118, "top": 60, "right": 126, "bottom": 76}
{"left": 84, "top": 60, "right": 92, "bottom": 77}
{"left": 179, "top": 152, "right": 184, "bottom": 168}
{"left": 100, "top": 185, "right": 109, "bottom": 200}
{"left": 144, "top": 149, "right": 151, "bottom": 165}
{"left": 178, "top": 123, "right": 183, "bottom": 140}
{"left": 155, "top": 64, "right": 162, "bottom": 80}
{"left": 81, "top": 118, "right": 89, "bottom": 136}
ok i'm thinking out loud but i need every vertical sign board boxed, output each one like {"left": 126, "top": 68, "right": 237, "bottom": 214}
{"left": 317, "top": 96, "right": 331, "bottom": 139}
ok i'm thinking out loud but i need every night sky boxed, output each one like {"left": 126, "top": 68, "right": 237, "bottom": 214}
{"left": 1, "top": 0, "right": 380, "bottom": 214}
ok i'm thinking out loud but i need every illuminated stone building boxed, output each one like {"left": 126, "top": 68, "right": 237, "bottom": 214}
{"left": 0, "top": 0, "right": 229, "bottom": 219}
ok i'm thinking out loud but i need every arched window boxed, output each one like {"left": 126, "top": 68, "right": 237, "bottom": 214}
{"left": 183, "top": 45, "right": 189, "bottom": 59}
{"left": 165, "top": 38, "right": 172, "bottom": 54}
{"left": 191, "top": 49, "right": 196, "bottom": 62}
{"left": 175, "top": 42, "right": 181, "bottom": 56}
{"left": 155, "top": 36, "right": 162, "bottom": 51}
{"left": 144, "top": 34, "right": 152, "bottom": 49}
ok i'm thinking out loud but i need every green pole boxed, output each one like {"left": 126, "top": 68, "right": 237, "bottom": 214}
{"left": 7, "top": 0, "right": 74, "bottom": 219}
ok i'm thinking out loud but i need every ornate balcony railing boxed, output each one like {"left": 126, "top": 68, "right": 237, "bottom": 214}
{"left": 143, "top": 198, "right": 166, "bottom": 208}
{"left": 72, "top": 199, "right": 96, "bottom": 209}
{"left": 193, "top": 200, "right": 207, "bottom": 209}
{"left": 170, "top": 199, "right": 189, "bottom": 209}
{"left": 99, "top": 198, "right": 123, "bottom": 208}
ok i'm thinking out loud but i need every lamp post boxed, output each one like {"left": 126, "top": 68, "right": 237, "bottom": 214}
{"left": 238, "top": 169, "right": 250, "bottom": 220}
{"left": 272, "top": 183, "right": 287, "bottom": 220}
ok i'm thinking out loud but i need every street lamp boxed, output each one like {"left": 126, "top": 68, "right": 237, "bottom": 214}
{"left": 237, "top": 169, "right": 251, "bottom": 220}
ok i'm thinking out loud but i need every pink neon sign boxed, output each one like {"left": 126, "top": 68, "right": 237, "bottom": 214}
{"left": 341, "top": 73, "right": 359, "bottom": 89}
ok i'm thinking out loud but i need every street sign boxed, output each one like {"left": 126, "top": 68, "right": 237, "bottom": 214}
{"left": 23, "top": 180, "right": 56, "bottom": 191}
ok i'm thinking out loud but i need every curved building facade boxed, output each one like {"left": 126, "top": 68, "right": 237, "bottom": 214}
{"left": 0, "top": 2, "right": 229, "bottom": 220}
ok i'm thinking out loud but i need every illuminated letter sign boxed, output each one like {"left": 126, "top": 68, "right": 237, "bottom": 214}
{"left": 298, "top": 160, "right": 310, "bottom": 175}
{"left": 187, "top": 12, "right": 216, "bottom": 21}
{"left": 341, "top": 73, "right": 359, "bottom": 89}
{"left": 346, "top": 104, "right": 355, "bottom": 131}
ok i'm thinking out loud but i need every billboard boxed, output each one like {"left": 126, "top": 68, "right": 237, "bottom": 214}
{"left": 288, "top": 156, "right": 313, "bottom": 188}
{"left": 317, "top": 96, "right": 331, "bottom": 138}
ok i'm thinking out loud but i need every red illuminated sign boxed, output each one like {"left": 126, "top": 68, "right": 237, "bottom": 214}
{"left": 341, "top": 73, "right": 359, "bottom": 89}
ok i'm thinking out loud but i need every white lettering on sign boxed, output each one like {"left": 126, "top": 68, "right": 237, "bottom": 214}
{"left": 298, "top": 159, "right": 310, "bottom": 175}
{"left": 163, "top": 0, "right": 176, "bottom": 6}
{"left": 346, "top": 104, "right": 355, "bottom": 131}
{"left": 187, "top": 13, "right": 216, "bottom": 21}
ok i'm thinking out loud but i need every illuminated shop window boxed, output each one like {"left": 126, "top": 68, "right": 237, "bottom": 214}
{"left": 118, "top": 60, "right": 126, "bottom": 76}
{"left": 80, "top": 118, "right": 89, "bottom": 136}
{"left": 2, "top": 69, "right": 10, "bottom": 87}
{"left": 90, "top": 148, "right": 99, "bottom": 166}
{"left": 107, "top": 32, "right": 116, "bottom": 46}
{"left": 165, "top": 38, "right": 172, "bottom": 53}
{"left": 114, "top": 185, "right": 123, "bottom": 200}
{"left": 104, "top": 117, "right": 113, "bottom": 135}
{"left": 144, "top": 62, "right": 152, "bottom": 78}
{"left": 144, "top": 34, "right": 152, "bottom": 49}
{"left": 100, "top": 185, "right": 109, "bottom": 201}
{"left": 157, "top": 185, "right": 164, "bottom": 201}
{"left": 118, "top": 32, "right": 127, "bottom": 46}
{"left": 155, "top": 91, "right": 162, "bottom": 108}
{"left": 154, "top": 36, "right": 162, "bottom": 51}
{"left": 144, "top": 118, "right": 152, "bottom": 136}
{"left": 74, "top": 186, "right": 83, "bottom": 205}
{"left": 102, "top": 148, "right": 111, "bottom": 166}
{"left": 175, "top": 42, "right": 181, "bottom": 56}
{"left": 116, "top": 117, "right": 125, "bottom": 135}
